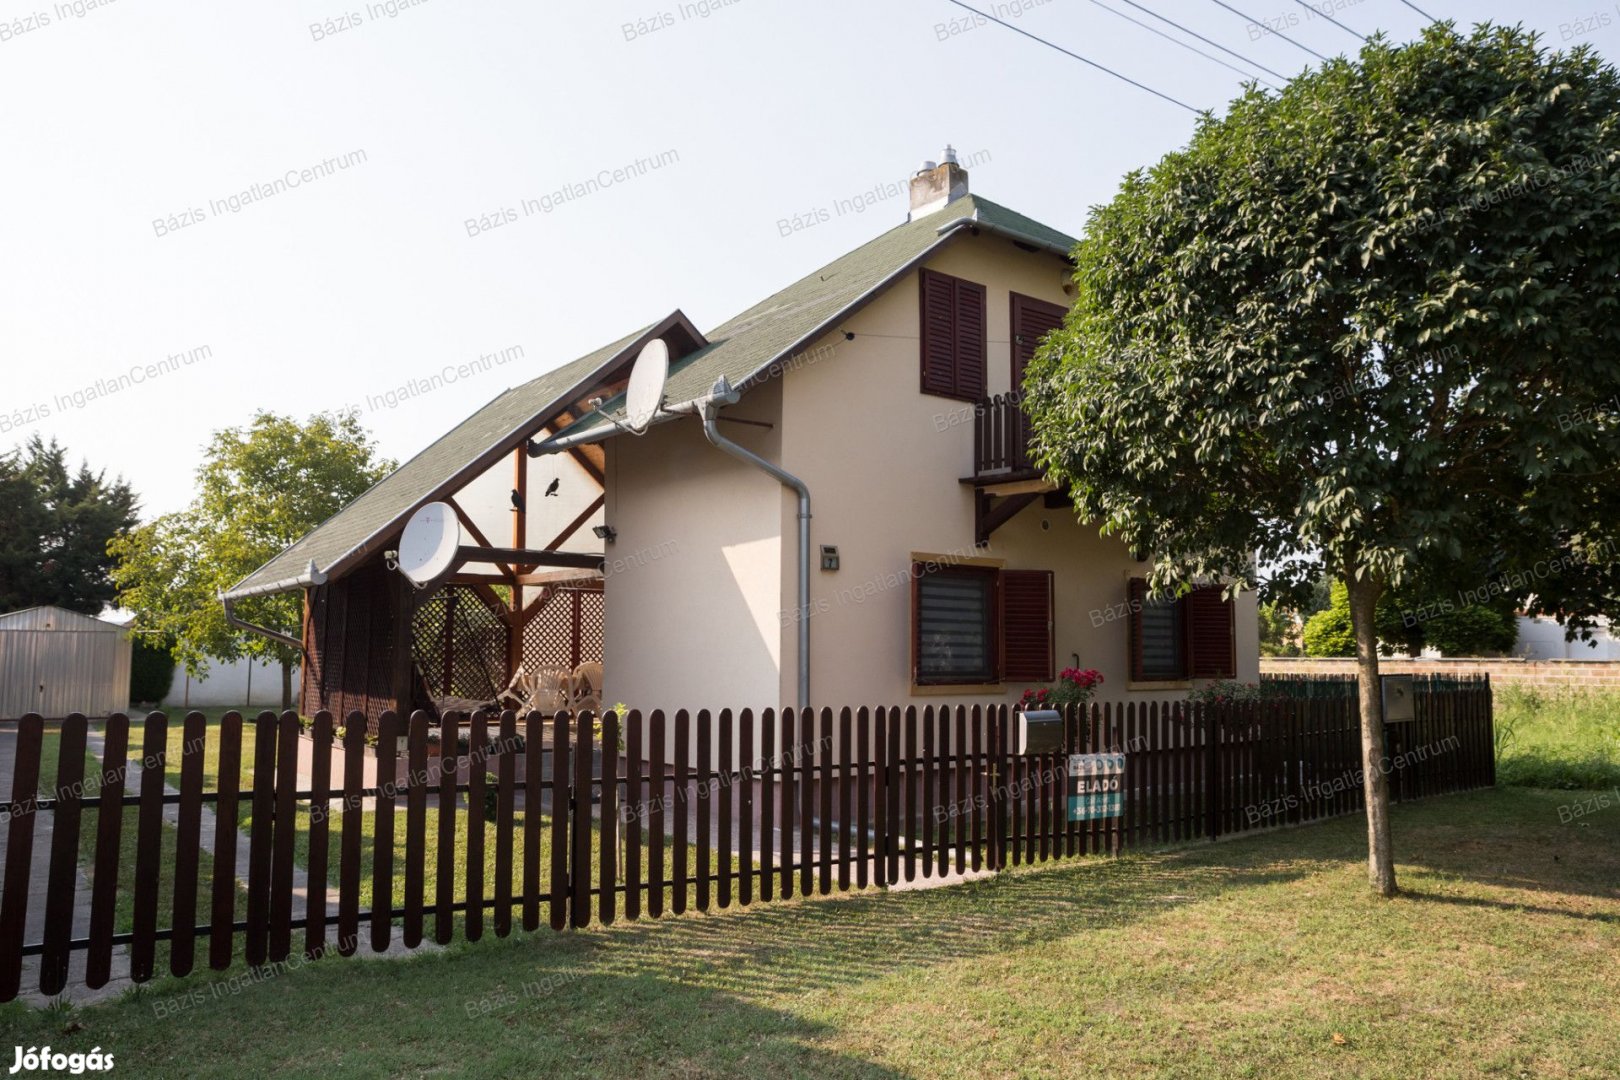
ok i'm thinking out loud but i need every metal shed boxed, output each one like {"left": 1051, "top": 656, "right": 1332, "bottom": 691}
{"left": 0, "top": 606, "right": 132, "bottom": 719}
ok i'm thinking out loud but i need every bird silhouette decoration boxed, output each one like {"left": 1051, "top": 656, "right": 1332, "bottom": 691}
{"left": 544, "top": 478, "right": 560, "bottom": 497}
{"left": 510, "top": 488, "right": 524, "bottom": 512}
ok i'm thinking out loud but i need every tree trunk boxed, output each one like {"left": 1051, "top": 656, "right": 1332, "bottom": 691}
{"left": 1346, "top": 574, "right": 1397, "bottom": 897}
{"left": 281, "top": 660, "right": 294, "bottom": 711}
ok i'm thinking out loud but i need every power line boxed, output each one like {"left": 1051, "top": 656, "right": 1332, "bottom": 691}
{"left": 1112, "top": 0, "right": 1292, "bottom": 82}
{"left": 1085, "top": 0, "right": 1276, "bottom": 88}
{"left": 1397, "top": 0, "right": 1441, "bottom": 23}
{"left": 1290, "top": 0, "right": 1367, "bottom": 41}
{"left": 1205, "top": 0, "right": 1330, "bottom": 61}
{"left": 944, "top": 0, "right": 1202, "bottom": 115}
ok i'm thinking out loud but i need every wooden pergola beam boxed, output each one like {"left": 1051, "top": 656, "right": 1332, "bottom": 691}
{"left": 515, "top": 568, "right": 603, "bottom": 587}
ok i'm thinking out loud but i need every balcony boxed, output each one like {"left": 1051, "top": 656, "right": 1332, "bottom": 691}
{"left": 961, "top": 392, "right": 1058, "bottom": 545}
{"left": 968, "top": 392, "right": 1044, "bottom": 486}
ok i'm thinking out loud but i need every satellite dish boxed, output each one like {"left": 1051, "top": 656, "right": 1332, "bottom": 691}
{"left": 624, "top": 338, "right": 669, "bottom": 434}
{"left": 396, "top": 502, "right": 461, "bottom": 587}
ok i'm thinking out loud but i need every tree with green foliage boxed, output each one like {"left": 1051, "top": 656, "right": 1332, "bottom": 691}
{"left": 111, "top": 412, "right": 395, "bottom": 708}
{"left": 1302, "top": 586, "right": 1358, "bottom": 658}
{"left": 1302, "top": 581, "right": 1517, "bottom": 657}
{"left": 0, "top": 436, "right": 138, "bottom": 615}
{"left": 128, "top": 636, "right": 178, "bottom": 706}
{"left": 1025, "top": 25, "right": 1620, "bottom": 895}
{"left": 1257, "top": 600, "right": 1303, "bottom": 656}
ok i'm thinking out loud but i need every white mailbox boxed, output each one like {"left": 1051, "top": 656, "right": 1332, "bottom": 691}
{"left": 1015, "top": 709, "right": 1064, "bottom": 755}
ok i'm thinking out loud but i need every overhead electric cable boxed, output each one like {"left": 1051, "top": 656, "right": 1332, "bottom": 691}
{"left": 1205, "top": 0, "right": 1330, "bottom": 61}
{"left": 943, "top": 0, "right": 1203, "bottom": 115}
{"left": 1085, "top": 0, "right": 1276, "bottom": 87}
{"left": 1113, "top": 0, "right": 1291, "bottom": 82}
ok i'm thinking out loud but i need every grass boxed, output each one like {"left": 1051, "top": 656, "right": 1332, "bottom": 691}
{"left": 1494, "top": 686, "right": 1620, "bottom": 790}
{"left": 1, "top": 786, "right": 1615, "bottom": 1078}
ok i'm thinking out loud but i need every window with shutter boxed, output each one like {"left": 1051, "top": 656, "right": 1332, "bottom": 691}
{"left": 1009, "top": 292, "right": 1067, "bottom": 394}
{"left": 1001, "top": 569, "right": 1054, "bottom": 682}
{"left": 1130, "top": 577, "right": 1185, "bottom": 682}
{"left": 913, "top": 563, "right": 999, "bottom": 684}
{"left": 918, "top": 269, "right": 987, "bottom": 401}
{"left": 1185, "top": 585, "right": 1236, "bottom": 679}
{"left": 1128, "top": 579, "right": 1237, "bottom": 681}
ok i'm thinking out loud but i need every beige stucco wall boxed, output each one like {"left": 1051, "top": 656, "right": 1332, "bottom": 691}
{"left": 601, "top": 223, "right": 1259, "bottom": 717}
{"left": 775, "top": 231, "right": 1258, "bottom": 707}
{"left": 603, "top": 380, "right": 785, "bottom": 714}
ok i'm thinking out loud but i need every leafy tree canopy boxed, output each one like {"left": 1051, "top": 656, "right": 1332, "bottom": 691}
{"left": 0, "top": 436, "right": 138, "bottom": 615}
{"left": 110, "top": 412, "right": 395, "bottom": 686}
{"left": 1026, "top": 23, "right": 1620, "bottom": 624}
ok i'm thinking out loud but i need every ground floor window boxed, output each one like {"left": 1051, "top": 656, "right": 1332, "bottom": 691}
{"left": 1128, "top": 579, "right": 1235, "bottom": 681}
{"left": 911, "top": 563, "right": 1054, "bottom": 685}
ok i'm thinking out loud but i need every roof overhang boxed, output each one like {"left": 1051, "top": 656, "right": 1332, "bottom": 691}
{"left": 222, "top": 310, "right": 705, "bottom": 602}
{"left": 539, "top": 210, "right": 1071, "bottom": 451}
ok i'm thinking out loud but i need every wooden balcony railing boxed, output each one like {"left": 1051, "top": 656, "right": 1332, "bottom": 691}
{"left": 972, "top": 392, "right": 1035, "bottom": 478}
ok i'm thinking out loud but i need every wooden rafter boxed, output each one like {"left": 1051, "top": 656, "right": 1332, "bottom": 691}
{"left": 444, "top": 496, "right": 516, "bottom": 579}
{"left": 545, "top": 493, "right": 606, "bottom": 551}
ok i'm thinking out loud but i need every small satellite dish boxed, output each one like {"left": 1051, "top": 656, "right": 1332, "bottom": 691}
{"left": 624, "top": 338, "right": 669, "bottom": 434}
{"left": 396, "top": 502, "right": 461, "bottom": 587}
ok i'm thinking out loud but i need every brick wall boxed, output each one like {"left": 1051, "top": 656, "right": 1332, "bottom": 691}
{"left": 1261, "top": 656, "right": 1620, "bottom": 692}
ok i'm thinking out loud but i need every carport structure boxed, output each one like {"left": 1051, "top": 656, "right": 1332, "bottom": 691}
{"left": 223, "top": 312, "right": 707, "bottom": 729}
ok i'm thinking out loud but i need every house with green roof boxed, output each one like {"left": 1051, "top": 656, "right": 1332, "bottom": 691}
{"left": 226, "top": 149, "right": 1258, "bottom": 728}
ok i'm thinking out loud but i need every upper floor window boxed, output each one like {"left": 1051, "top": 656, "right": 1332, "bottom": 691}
{"left": 919, "top": 268, "right": 987, "bottom": 401}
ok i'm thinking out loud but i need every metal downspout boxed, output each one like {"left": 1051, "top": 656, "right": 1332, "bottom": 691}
{"left": 698, "top": 398, "right": 812, "bottom": 709}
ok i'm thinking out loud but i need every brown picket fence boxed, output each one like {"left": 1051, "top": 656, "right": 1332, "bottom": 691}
{"left": 0, "top": 679, "right": 1494, "bottom": 1002}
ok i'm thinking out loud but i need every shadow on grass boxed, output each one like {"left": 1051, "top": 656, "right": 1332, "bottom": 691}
{"left": 1387, "top": 787, "right": 1620, "bottom": 902}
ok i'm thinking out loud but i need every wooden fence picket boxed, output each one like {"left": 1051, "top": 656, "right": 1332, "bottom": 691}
{"left": 91, "top": 714, "right": 132, "bottom": 984}
{"left": 405, "top": 711, "right": 428, "bottom": 948}
{"left": 599, "top": 709, "right": 618, "bottom": 926}
{"left": 0, "top": 714, "right": 44, "bottom": 1000}
{"left": 305, "top": 712, "right": 331, "bottom": 959}
{"left": 495, "top": 709, "right": 516, "bottom": 937}
{"left": 169, "top": 711, "right": 206, "bottom": 978}
{"left": 271, "top": 712, "right": 299, "bottom": 963}
{"left": 40, "top": 713, "right": 87, "bottom": 995}
{"left": 338, "top": 713, "right": 365, "bottom": 957}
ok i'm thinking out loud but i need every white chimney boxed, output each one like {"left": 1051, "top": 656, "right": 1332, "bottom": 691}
{"left": 908, "top": 146, "right": 970, "bottom": 221}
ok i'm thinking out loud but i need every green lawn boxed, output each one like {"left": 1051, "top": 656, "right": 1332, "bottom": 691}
{"left": 1, "top": 786, "right": 1614, "bottom": 1078}
{"left": 1494, "top": 686, "right": 1620, "bottom": 790}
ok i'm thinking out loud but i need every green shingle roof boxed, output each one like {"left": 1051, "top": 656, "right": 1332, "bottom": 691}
{"left": 562, "top": 194, "right": 1077, "bottom": 438}
{"left": 227, "top": 193, "right": 1076, "bottom": 599}
{"left": 225, "top": 322, "right": 659, "bottom": 599}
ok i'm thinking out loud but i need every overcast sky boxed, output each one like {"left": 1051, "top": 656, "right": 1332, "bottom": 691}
{"left": 4, "top": 0, "right": 1613, "bottom": 518}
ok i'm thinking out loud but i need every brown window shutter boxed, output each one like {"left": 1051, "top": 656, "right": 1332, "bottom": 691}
{"left": 919, "top": 270, "right": 958, "bottom": 396}
{"left": 1001, "top": 569, "right": 1054, "bottom": 682}
{"left": 1128, "top": 577, "right": 1147, "bottom": 682}
{"left": 954, "top": 278, "right": 987, "bottom": 400}
{"left": 919, "top": 269, "right": 987, "bottom": 401}
{"left": 1185, "top": 585, "right": 1236, "bottom": 679}
{"left": 1009, "top": 292, "right": 1067, "bottom": 394}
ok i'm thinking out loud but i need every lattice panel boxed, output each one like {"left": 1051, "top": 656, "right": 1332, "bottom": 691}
{"left": 522, "top": 586, "right": 604, "bottom": 672}
{"left": 411, "top": 586, "right": 510, "bottom": 702}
